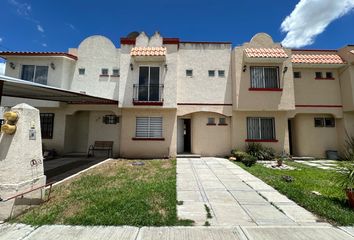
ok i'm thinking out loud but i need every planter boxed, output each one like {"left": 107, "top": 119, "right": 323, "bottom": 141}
{"left": 346, "top": 189, "right": 354, "bottom": 208}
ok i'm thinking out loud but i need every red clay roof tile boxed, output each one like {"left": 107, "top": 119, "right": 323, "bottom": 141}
{"left": 291, "top": 53, "right": 344, "bottom": 64}
{"left": 0, "top": 51, "right": 77, "bottom": 60}
{"left": 130, "top": 47, "right": 166, "bottom": 56}
{"left": 244, "top": 48, "right": 288, "bottom": 58}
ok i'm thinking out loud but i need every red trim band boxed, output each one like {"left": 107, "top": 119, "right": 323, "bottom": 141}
{"left": 218, "top": 123, "right": 228, "bottom": 126}
{"left": 133, "top": 101, "right": 163, "bottom": 106}
{"left": 177, "top": 103, "right": 232, "bottom": 106}
{"left": 132, "top": 137, "right": 165, "bottom": 141}
{"left": 99, "top": 74, "right": 109, "bottom": 77}
{"left": 249, "top": 88, "right": 283, "bottom": 92}
{"left": 206, "top": 123, "right": 216, "bottom": 126}
{"left": 295, "top": 104, "right": 342, "bottom": 108}
{"left": 245, "top": 139, "right": 278, "bottom": 143}
{"left": 180, "top": 41, "right": 232, "bottom": 44}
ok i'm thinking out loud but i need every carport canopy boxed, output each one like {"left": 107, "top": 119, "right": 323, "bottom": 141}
{"left": 0, "top": 75, "right": 118, "bottom": 104}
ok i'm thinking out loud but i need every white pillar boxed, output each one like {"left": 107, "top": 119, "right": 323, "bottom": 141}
{"left": 0, "top": 103, "right": 46, "bottom": 221}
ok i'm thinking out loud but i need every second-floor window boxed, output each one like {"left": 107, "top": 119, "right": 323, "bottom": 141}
{"left": 250, "top": 66, "right": 279, "bottom": 89}
{"left": 21, "top": 65, "right": 48, "bottom": 85}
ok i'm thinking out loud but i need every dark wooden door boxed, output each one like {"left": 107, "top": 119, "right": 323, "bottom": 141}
{"left": 184, "top": 119, "right": 191, "bottom": 153}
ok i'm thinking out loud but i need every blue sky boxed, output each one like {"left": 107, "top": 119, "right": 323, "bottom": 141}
{"left": 0, "top": 0, "right": 354, "bottom": 54}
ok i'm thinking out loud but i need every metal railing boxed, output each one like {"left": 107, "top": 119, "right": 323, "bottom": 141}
{"left": 133, "top": 84, "right": 164, "bottom": 102}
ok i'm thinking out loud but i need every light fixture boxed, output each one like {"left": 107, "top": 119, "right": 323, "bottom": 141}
{"left": 130, "top": 63, "right": 134, "bottom": 71}
{"left": 242, "top": 65, "right": 247, "bottom": 72}
{"left": 164, "top": 64, "right": 168, "bottom": 71}
{"left": 283, "top": 66, "right": 288, "bottom": 73}
{"left": 9, "top": 62, "right": 16, "bottom": 70}
{"left": 50, "top": 62, "right": 55, "bottom": 70}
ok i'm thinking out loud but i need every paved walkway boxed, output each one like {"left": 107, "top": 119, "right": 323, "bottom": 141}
{"left": 177, "top": 157, "right": 321, "bottom": 226}
{"left": 294, "top": 160, "right": 340, "bottom": 170}
{"left": 1, "top": 224, "right": 353, "bottom": 240}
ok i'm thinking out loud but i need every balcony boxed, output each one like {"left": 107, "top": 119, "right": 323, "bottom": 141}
{"left": 133, "top": 84, "right": 164, "bottom": 106}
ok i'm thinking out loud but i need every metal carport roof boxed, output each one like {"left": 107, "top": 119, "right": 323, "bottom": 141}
{"left": 0, "top": 76, "right": 118, "bottom": 105}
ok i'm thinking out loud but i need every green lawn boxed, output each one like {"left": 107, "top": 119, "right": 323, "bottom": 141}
{"left": 14, "top": 159, "right": 193, "bottom": 226}
{"left": 236, "top": 161, "right": 354, "bottom": 226}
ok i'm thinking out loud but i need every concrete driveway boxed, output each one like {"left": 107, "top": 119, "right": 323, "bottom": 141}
{"left": 177, "top": 157, "right": 321, "bottom": 226}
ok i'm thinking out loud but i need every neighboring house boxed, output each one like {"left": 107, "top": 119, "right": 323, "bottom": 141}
{"left": 1, "top": 32, "right": 354, "bottom": 158}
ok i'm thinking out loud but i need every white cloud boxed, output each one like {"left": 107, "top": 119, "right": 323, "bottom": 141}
{"left": 41, "top": 43, "right": 47, "bottom": 47}
{"left": 8, "top": 0, "right": 31, "bottom": 16}
{"left": 0, "top": 37, "right": 3, "bottom": 43}
{"left": 37, "top": 24, "right": 44, "bottom": 33}
{"left": 281, "top": 0, "right": 354, "bottom": 48}
{"left": 67, "top": 23, "right": 76, "bottom": 30}
{"left": 0, "top": 62, "right": 5, "bottom": 75}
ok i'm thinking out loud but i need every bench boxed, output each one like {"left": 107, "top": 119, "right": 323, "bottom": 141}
{"left": 87, "top": 141, "right": 113, "bottom": 158}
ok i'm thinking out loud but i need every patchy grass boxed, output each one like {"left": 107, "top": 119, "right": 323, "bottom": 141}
{"left": 14, "top": 159, "right": 193, "bottom": 226}
{"left": 236, "top": 161, "right": 354, "bottom": 226}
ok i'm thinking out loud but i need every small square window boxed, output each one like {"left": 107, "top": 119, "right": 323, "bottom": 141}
{"left": 208, "top": 70, "right": 215, "bottom": 77}
{"left": 315, "top": 72, "right": 323, "bottom": 79}
{"left": 207, "top": 117, "right": 215, "bottom": 125}
{"left": 314, "top": 118, "right": 324, "bottom": 127}
{"left": 103, "top": 115, "right": 119, "bottom": 124}
{"left": 219, "top": 118, "right": 227, "bottom": 125}
{"left": 112, "top": 69, "right": 120, "bottom": 76}
{"left": 101, "top": 68, "right": 109, "bottom": 76}
{"left": 78, "top": 68, "right": 85, "bottom": 75}
{"left": 293, "top": 72, "right": 301, "bottom": 78}
{"left": 325, "top": 118, "right": 335, "bottom": 127}
{"left": 186, "top": 69, "right": 193, "bottom": 77}
{"left": 218, "top": 70, "right": 225, "bottom": 77}
{"left": 326, "top": 72, "right": 333, "bottom": 79}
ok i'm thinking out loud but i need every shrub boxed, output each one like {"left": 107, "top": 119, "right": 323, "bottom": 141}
{"left": 231, "top": 149, "right": 249, "bottom": 161}
{"left": 343, "top": 133, "right": 354, "bottom": 161}
{"left": 241, "top": 155, "right": 257, "bottom": 167}
{"left": 246, "top": 143, "right": 275, "bottom": 160}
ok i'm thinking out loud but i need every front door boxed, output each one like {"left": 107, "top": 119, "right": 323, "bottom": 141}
{"left": 184, "top": 119, "right": 191, "bottom": 153}
{"left": 138, "top": 66, "right": 160, "bottom": 101}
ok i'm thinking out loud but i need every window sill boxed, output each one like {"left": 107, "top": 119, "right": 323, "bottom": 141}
{"left": 132, "top": 137, "right": 165, "bottom": 141}
{"left": 249, "top": 88, "right": 283, "bottom": 92}
{"left": 206, "top": 123, "right": 216, "bottom": 126}
{"left": 110, "top": 75, "right": 120, "bottom": 77}
{"left": 245, "top": 139, "right": 278, "bottom": 143}
{"left": 218, "top": 123, "right": 228, "bottom": 126}
{"left": 315, "top": 78, "right": 335, "bottom": 80}
{"left": 99, "top": 74, "right": 109, "bottom": 77}
{"left": 133, "top": 101, "right": 163, "bottom": 106}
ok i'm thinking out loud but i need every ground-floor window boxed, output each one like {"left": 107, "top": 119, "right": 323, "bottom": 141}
{"left": 136, "top": 117, "right": 163, "bottom": 138}
{"left": 314, "top": 117, "right": 335, "bottom": 127}
{"left": 247, "top": 117, "right": 275, "bottom": 140}
{"left": 40, "top": 113, "right": 55, "bottom": 139}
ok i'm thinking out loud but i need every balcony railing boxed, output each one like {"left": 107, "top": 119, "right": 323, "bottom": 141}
{"left": 133, "top": 84, "right": 164, "bottom": 105}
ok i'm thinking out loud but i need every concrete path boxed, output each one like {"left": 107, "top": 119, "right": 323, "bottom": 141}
{"left": 177, "top": 157, "right": 321, "bottom": 226}
{"left": 294, "top": 160, "right": 340, "bottom": 170}
{"left": 1, "top": 224, "right": 353, "bottom": 240}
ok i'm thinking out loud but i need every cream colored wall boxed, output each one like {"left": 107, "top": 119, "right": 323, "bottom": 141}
{"left": 70, "top": 36, "right": 120, "bottom": 100}
{"left": 292, "top": 114, "right": 338, "bottom": 158}
{"left": 119, "top": 108, "right": 177, "bottom": 158}
{"left": 293, "top": 68, "right": 342, "bottom": 106}
{"left": 39, "top": 105, "right": 121, "bottom": 156}
{"left": 231, "top": 111, "right": 290, "bottom": 154}
{"left": 177, "top": 43, "right": 232, "bottom": 104}
{"left": 4, "top": 56, "right": 75, "bottom": 89}
{"left": 119, "top": 33, "right": 178, "bottom": 108}
{"left": 338, "top": 65, "right": 354, "bottom": 111}
{"left": 191, "top": 112, "right": 231, "bottom": 156}
{"left": 232, "top": 33, "right": 295, "bottom": 111}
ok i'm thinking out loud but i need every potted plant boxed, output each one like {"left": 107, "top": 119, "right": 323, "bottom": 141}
{"left": 337, "top": 163, "right": 354, "bottom": 208}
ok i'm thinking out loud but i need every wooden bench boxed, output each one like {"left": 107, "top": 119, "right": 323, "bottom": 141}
{"left": 87, "top": 141, "right": 113, "bottom": 158}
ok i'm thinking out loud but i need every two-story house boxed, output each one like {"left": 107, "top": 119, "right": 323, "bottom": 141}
{"left": 1, "top": 32, "right": 354, "bottom": 159}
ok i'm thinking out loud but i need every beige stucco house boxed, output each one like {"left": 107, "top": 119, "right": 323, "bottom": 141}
{"left": 1, "top": 32, "right": 354, "bottom": 158}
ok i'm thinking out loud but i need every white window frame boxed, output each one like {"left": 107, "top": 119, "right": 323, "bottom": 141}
{"left": 218, "top": 70, "right": 225, "bottom": 77}
{"left": 208, "top": 70, "right": 215, "bottom": 77}
{"left": 135, "top": 117, "right": 163, "bottom": 138}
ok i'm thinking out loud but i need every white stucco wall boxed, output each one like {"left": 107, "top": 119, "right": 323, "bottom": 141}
{"left": 70, "top": 35, "right": 120, "bottom": 100}
{"left": 177, "top": 43, "right": 232, "bottom": 104}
